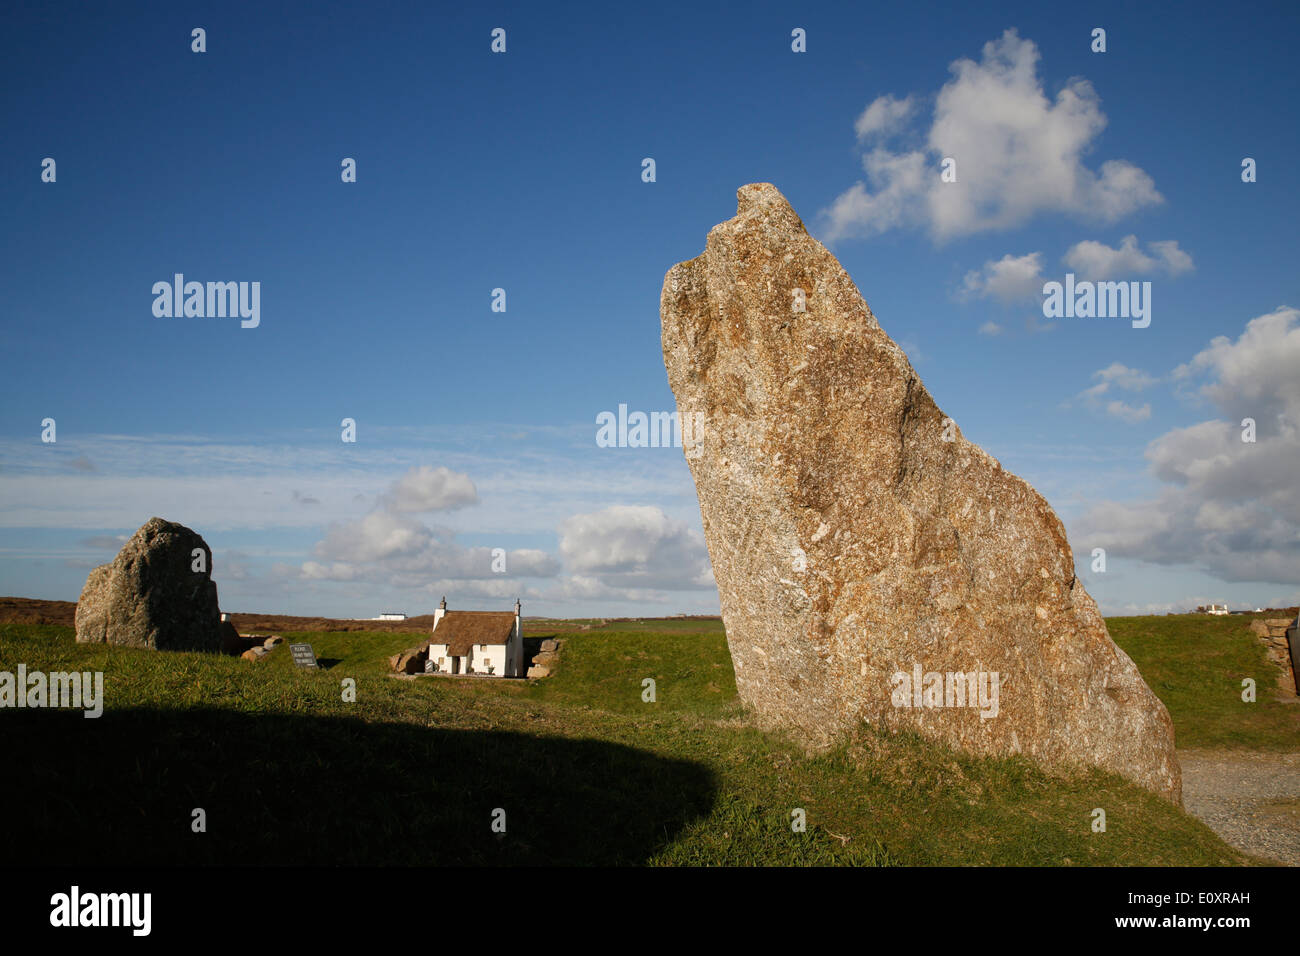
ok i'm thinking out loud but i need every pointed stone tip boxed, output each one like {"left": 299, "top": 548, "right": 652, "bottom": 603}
{"left": 734, "top": 183, "right": 805, "bottom": 233}
{"left": 737, "top": 182, "right": 785, "bottom": 211}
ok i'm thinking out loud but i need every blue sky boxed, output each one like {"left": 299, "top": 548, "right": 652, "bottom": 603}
{"left": 2, "top": 0, "right": 1297, "bottom": 618}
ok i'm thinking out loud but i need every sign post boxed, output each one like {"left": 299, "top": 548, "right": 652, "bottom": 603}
{"left": 289, "top": 643, "right": 319, "bottom": 669}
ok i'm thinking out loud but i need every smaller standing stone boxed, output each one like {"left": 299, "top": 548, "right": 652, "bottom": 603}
{"left": 75, "top": 517, "right": 223, "bottom": 652}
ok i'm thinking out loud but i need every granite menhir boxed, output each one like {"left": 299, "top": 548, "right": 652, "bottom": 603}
{"left": 660, "top": 183, "right": 1181, "bottom": 802}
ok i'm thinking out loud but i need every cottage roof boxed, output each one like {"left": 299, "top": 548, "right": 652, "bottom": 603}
{"left": 432, "top": 610, "right": 516, "bottom": 657}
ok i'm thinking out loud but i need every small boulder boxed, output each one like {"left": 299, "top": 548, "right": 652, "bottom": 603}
{"left": 240, "top": 647, "right": 266, "bottom": 662}
{"left": 263, "top": 636, "right": 284, "bottom": 650}
{"left": 392, "top": 642, "right": 431, "bottom": 674}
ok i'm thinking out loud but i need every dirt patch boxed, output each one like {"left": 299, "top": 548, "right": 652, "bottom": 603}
{"left": 0, "top": 597, "right": 563, "bottom": 636}
{"left": 1178, "top": 749, "right": 1300, "bottom": 865}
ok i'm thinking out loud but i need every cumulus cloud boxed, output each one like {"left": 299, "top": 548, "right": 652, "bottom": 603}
{"left": 308, "top": 510, "right": 559, "bottom": 587}
{"left": 959, "top": 238, "right": 1189, "bottom": 311}
{"left": 1063, "top": 235, "right": 1194, "bottom": 280}
{"left": 1074, "top": 307, "right": 1300, "bottom": 583}
{"left": 959, "top": 252, "right": 1044, "bottom": 302}
{"left": 381, "top": 465, "right": 478, "bottom": 513}
{"left": 1092, "top": 362, "right": 1158, "bottom": 392}
{"left": 978, "top": 321, "right": 1004, "bottom": 336}
{"left": 1172, "top": 306, "right": 1300, "bottom": 424}
{"left": 823, "top": 29, "right": 1162, "bottom": 242}
{"left": 1068, "top": 362, "right": 1156, "bottom": 422}
{"left": 854, "top": 93, "right": 916, "bottom": 140}
{"left": 558, "top": 505, "right": 714, "bottom": 593}
{"left": 300, "top": 468, "right": 556, "bottom": 588}
{"left": 1104, "top": 400, "right": 1152, "bottom": 424}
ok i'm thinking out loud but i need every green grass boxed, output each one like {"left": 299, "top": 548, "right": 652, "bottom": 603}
{"left": 515, "top": 628, "right": 738, "bottom": 717}
{"left": 261, "top": 629, "right": 416, "bottom": 678}
{"left": 1108, "top": 613, "right": 1300, "bottom": 750}
{"left": 0, "top": 617, "right": 1266, "bottom": 865}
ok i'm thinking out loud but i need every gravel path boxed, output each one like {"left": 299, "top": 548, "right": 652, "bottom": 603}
{"left": 1178, "top": 750, "right": 1300, "bottom": 866}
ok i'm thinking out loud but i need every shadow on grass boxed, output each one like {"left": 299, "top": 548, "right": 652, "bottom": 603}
{"left": 1, "top": 708, "right": 716, "bottom": 865}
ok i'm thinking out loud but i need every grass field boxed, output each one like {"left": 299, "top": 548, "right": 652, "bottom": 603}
{"left": 0, "top": 612, "right": 1288, "bottom": 866}
{"left": 1109, "top": 613, "right": 1300, "bottom": 750}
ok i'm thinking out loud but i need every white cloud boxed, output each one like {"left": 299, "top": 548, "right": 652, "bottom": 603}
{"left": 381, "top": 465, "right": 478, "bottom": 513}
{"left": 1063, "top": 235, "right": 1194, "bottom": 279}
{"left": 558, "top": 505, "right": 714, "bottom": 593}
{"left": 423, "top": 578, "right": 542, "bottom": 601}
{"left": 959, "top": 251, "right": 1044, "bottom": 302}
{"left": 978, "top": 321, "right": 1004, "bottom": 336}
{"left": 308, "top": 510, "right": 559, "bottom": 587}
{"left": 1173, "top": 306, "right": 1300, "bottom": 423}
{"left": 304, "top": 470, "right": 559, "bottom": 588}
{"left": 1093, "top": 362, "right": 1157, "bottom": 392}
{"left": 1074, "top": 308, "right": 1300, "bottom": 583}
{"left": 1104, "top": 400, "right": 1152, "bottom": 424}
{"left": 854, "top": 94, "right": 916, "bottom": 140}
{"left": 823, "top": 29, "right": 1162, "bottom": 242}
{"left": 1068, "top": 363, "right": 1156, "bottom": 422}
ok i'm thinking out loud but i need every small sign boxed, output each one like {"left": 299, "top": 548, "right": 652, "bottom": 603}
{"left": 289, "top": 643, "right": 319, "bottom": 669}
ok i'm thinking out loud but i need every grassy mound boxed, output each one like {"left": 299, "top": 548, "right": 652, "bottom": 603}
{"left": 1109, "top": 612, "right": 1300, "bottom": 750}
{"left": 0, "top": 616, "right": 1268, "bottom": 865}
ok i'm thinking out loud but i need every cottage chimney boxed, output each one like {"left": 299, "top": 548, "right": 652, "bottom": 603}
{"left": 433, "top": 595, "right": 447, "bottom": 631}
{"left": 512, "top": 598, "right": 523, "bottom": 676}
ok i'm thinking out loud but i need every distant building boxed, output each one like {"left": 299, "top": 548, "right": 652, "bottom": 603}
{"left": 376, "top": 612, "right": 407, "bottom": 621}
{"left": 1205, "top": 603, "right": 1230, "bottom": 615}
{"left": 425, "top": 597, "right": 523, "bottom": 677}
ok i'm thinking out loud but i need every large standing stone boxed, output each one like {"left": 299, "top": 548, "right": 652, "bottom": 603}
{"left": 660, "top": 183, "right": 1181, "bottom": 802}
{"left": 75, "top": 517, "right": 223, "bottom": 652}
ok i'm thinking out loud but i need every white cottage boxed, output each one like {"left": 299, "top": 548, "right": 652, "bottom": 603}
{"left": 425, "top": 597, "right": 523, "bottom": 677}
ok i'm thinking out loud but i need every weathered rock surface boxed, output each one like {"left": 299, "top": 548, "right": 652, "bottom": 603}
{"left": 660, "top": 183, "right": 1181, "bottom": 802}
{"left": 1250, "top": 618, "right": 1299, "bottom": 697}
{"left": 75, "top": 517, "right": 223, "bottom": 653}
{"left": 390, "top": 641, "right": 431, "bottom": 675}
